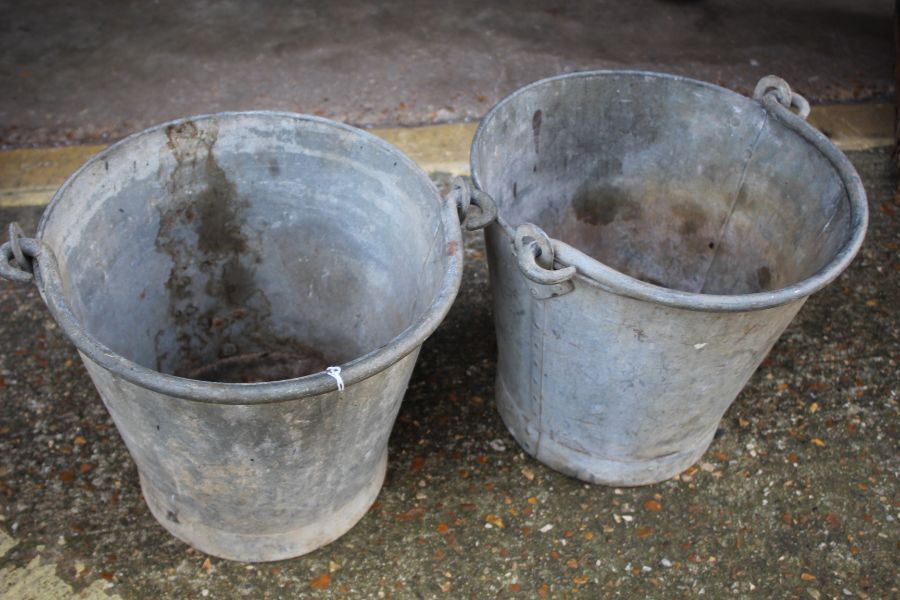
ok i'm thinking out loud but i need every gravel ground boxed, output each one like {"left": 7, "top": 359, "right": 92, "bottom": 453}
{"left": 0, "top": 148, "right": 897, "bottom": 598}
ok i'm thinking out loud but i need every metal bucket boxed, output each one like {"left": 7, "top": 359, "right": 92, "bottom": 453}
{"left": 1, "top": 112, "right": 493, "bottom": 560}
{"left": 471, "top": 72, "right": 868, "bottom": 486}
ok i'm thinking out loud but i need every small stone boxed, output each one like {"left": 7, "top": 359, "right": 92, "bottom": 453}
{"left": 309, "top": 573, "right": 331, "bottom": 590}
{"left": 396, "top": 507, "right": 426, "bottom": 522}
{"left": 485, "top": 514, "right": 504, "bottom": 528}
{"left": 521, "top": 467, "right": 535, "bottom": 481}
{"left": 539, "top": 524, "right": 553, "bottom": 533}
{"left": 661, "top": 558, "right": 672, "bottom": 568}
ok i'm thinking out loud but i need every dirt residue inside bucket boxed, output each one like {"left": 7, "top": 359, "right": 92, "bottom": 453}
{"left": 153, "top": 120, "right": 333, "bottom": 383}
{"left": 549, "top": 180, "right": 729, "bottom": 292}
{"left": 184, "top": 348, "right": 329, "bottom": 383}
{"left": 570, "top": 182, "right": 643, "bottom": 226}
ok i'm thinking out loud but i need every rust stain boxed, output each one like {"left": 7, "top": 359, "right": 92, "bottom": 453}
{"left": 756, "top": 265, "right": 772, "bottom": 290}
{"left": 446, "top": 240, "right": 459, "bottom": 256}
{"left": 155, "top": 120, "right": 273, "bottom": 377}
{"left": 153, "top": 121, "right": 336, "bottom": 381}
{"left": 532, "top": 109, "right": 543, "bottom": 155}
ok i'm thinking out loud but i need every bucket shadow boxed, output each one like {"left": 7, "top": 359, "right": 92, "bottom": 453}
{"left": 387, "top": 227, "right": 503, "bottom": 480}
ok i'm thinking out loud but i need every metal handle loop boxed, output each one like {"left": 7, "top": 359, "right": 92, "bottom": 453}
{"left": 514, "top": 223, "right": 576, "bottom": 285}
{"left": 1, "top": 224, "right": 42, "bottom": 284}
{"left": 449, "top": 176, "right": 498, "bottom": 231}
{"left": 8, "top": 223, "right": 33, "bottom": 274}
{"left": 466, "top": 188, "right": 497, "bottom": 231}
{"left": 753, "top": 75, "right": 810, "bottom": 120}
{"left": 450, "top": 176, "right": 471, "bottom": 219}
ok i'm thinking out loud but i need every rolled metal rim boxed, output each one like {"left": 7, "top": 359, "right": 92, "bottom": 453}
{"left": 34, "top": 112, "right": 464, "bottom": 404}
{"left": 471, "top": 70, "right": 869, "bottom": 313}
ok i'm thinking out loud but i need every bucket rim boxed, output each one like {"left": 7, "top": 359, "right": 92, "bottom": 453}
{"left": 470, "top": 70, "right": 868, "bottom": 313}
{"left": 33, "top": 111, "right": 464, "bottom": 404}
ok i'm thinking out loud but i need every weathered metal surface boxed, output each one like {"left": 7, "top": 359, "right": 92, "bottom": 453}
{"left": 1, "top": 112, "right": 467, "bottom": 560}
{"left": 471, "top": 72, "right": 868, "bottom": 486}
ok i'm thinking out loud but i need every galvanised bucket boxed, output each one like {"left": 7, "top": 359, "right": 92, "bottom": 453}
{"left": 471, "top": 72, "right": 867, "bottom": 486}
{"left": 1, "top": 112, "right": 492, "bottom": 560}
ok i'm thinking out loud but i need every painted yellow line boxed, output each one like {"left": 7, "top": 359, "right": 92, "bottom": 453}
{"left": 0, "top": 144, "right": 107, "bottom": 207}
{"left": 0, "top": 531, "right": 124, "bottom": 599}
{"left": 373, "top": 122, "right": 477, "bottom": 176}
{"left": 0, "top": 104, "right": 891, "bottom": 209}
{"left": 0, "top": 530, "right": 14, "bottom": 558}
{"left": 0, "top": 124, "right": 477, "bottom": 208}
{"left": 806, "top": 103, "right": 894, "bottom": 151}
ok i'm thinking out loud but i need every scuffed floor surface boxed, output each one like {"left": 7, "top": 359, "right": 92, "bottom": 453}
{"left": 0, "top": 149, "right": 897, "bottom": 598}
{"left": 0, "top": 0, "right": 892, "bottom": 148}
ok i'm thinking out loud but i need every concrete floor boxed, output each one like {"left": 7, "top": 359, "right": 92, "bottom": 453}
{"left": 0, "top": 0, "right": 894, "bottom": 148}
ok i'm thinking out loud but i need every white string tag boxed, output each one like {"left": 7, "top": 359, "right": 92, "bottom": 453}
{"left": 325, "top": 366, "right": 345, "bottom": 391}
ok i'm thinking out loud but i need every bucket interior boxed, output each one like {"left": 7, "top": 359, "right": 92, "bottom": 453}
{"left": 39, "top": 114, "right": 451, "bottom": 382}
{"left": 473, "top": 74, "right": 854, "bottom": 295}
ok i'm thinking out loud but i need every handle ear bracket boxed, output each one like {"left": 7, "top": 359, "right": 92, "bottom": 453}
{"left": 448, "top": 176, "right": 497, "bottom": 231}
{"left": 514, "top": 223, "right": 576, "bottom": 299}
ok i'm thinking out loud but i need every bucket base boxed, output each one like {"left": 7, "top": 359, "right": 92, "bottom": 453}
{"left": 140, "top": 449, "right": 387, "bottom": 562}
{"left": 496, "top": 377, "right": 715, "bottom": 486}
